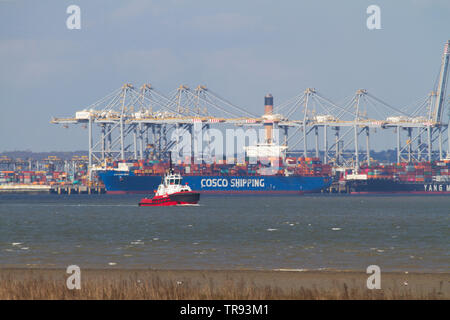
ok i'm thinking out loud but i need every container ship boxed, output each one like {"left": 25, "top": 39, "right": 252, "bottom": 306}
{"left": 96, "top": 157, "right": 332, "bottom": 194}
{"left": 343, "top": 159, "right": 450, "bottom": 194}
{"left": 96, "top": 93, "right": 332, "bottom": 194}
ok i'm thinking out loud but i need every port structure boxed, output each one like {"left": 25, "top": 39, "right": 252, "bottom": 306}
{"left": 51, "top": 83, "right": 262, "bottom": 170}
{"left": 51, "top": 41, "right": 450, "bottom": 175}
{"left": 0, "top": 155, "right": 88, "bottom": 174}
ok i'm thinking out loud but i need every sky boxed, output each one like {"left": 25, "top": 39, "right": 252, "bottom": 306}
{"left": 0, "top": 0, "right": 449, "bottom": 152}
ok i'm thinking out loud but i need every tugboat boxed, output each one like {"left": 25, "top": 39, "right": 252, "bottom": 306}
{"left": 138, "top": 154, "right": 200, "bottom": 206}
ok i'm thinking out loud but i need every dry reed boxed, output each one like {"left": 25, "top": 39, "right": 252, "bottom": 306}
{"left": 0, "top": 270, "right": 446, "bottom": 300}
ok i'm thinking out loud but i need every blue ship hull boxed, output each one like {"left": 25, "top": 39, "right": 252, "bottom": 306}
{"left": 98, "top": 171, "right": 331, "bottom": 194}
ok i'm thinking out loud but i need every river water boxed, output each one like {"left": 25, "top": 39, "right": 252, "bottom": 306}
{"left": 0, "top": 194, "right": 448, "bottom": 272}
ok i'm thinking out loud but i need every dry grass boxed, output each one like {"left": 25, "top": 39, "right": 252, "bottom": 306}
{"left": 0, "top": 270, "right": 447, "bottom": 300}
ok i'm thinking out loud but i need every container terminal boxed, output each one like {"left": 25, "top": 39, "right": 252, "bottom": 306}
{"left": 1, "top": 41, "right": 449, "bottom": 194}
{"left": 0, "top": 155, "right": 104, "bottom": 194}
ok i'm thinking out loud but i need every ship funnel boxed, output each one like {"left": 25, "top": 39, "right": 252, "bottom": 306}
{"left": 264, "top": 94, "right": 273, "bottom": 143}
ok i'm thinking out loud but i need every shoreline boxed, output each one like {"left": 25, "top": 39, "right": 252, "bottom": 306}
{"left": 1, "top": 268, "right": 448, "bottom": 300}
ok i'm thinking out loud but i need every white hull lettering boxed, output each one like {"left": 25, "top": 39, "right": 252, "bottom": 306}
{"left": 424, "top": 184, "right": 450, "bottom": 192}
{"left": 201, "top": 178, "right": 265, "bottom": 189}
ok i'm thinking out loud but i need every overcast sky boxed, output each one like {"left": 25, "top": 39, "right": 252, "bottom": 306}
{"left": 0, "top": 0, "right": 449, "bottom": 152}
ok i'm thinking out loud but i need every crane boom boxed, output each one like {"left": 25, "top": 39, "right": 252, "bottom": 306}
{"left": 433, "top": 40, "right": 450, "bottom": 123}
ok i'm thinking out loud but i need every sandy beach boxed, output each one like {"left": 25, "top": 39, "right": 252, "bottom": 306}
{"left": 0, "top": 268, "right": 448, "bottom": 300}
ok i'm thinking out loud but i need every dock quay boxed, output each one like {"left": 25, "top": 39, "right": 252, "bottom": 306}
{"left": 324, "top": 180, "right": 349, "bottom": 194}
{"left": 50, "top": 185, "right": 106, "bottom": 195}
{"left": 0, "top": 183, "right": 105, "bottom": 194}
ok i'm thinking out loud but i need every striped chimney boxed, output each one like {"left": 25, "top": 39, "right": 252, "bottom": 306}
{"left": 264, "top": 94, "right": 273, "bottom": 143}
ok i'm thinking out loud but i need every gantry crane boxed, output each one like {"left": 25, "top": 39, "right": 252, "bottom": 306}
{"left": 51, "top": 41, "right": 450, "bottom": 177}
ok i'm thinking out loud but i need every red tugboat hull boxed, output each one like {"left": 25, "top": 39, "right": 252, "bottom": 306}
{"left": 138, "top": 191, "right": 200, "bottom": 206}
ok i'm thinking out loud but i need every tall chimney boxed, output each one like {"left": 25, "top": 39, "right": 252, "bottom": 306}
{"left": 264, "top": 94, "right": 273, "bottom": 143}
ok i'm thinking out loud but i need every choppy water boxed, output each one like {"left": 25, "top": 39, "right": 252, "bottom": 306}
{"left": 0, "top": 194, "right": 448, "bottom": 272}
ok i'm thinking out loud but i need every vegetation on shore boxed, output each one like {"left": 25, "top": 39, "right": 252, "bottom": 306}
{"left": 0, "top": 272, "right": 445, "bottom": 300}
